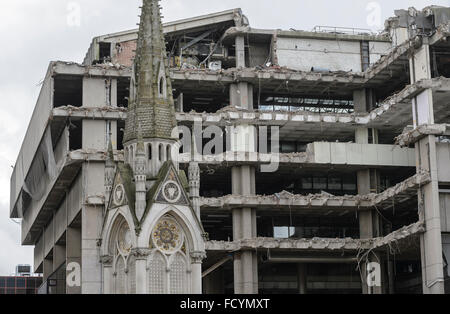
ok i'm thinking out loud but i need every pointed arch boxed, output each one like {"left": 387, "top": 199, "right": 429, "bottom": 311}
{"left": 151, "top": 205, "right": 205, "bottom": 253}
{"left": 144, "top": 211, "right": 193, "bottom": 294}
{"left": 105, "top": 212, "right": 135, "bottom": 294}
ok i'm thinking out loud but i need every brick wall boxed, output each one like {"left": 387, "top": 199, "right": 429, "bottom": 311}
{"left": 112, "top": 40, "right": 137, "bottom": 67}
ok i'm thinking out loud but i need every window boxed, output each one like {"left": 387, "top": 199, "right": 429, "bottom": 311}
{"left": 159, "top": 144, "right": 164, "bottom": 161}
{"left": 109, "top": 215, "right": 134, "bottom": 294}
{"left": 147, "top": 215, "right": 191, "bottom": 294}
{"left": 159, "top": 76, "right": 166, "bottom": 97}
{"left": 148, "top": 252, "right": 166, "bottom": 294}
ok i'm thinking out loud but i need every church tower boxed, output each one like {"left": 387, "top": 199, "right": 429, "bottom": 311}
{"left": 100, "top": 0, "right": 206, "bottom": 294}
{"left": 123, "top": 0, "right": 178, "bottom": 180}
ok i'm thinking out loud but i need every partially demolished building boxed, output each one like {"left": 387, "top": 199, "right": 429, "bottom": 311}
{"left": 10, "top": 4, "right": 450, "bottom": 294}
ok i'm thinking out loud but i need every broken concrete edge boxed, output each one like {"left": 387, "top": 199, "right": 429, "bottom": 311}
{"left": 370, "top": 221, "right": 425, "bottom": 251}
{"left": 221, "top": 26, "right": 389, "bottom": 43}
{"left": 51, "top": 60, "right": 131, "bottom": 77}
{"left": 52, "top": 106, "right": 128, "bottom": 120}
{"left": 396, "top": 124, "right": 450, "bottom": 147}
{"left": 68, "top": 149, "right": 124, "bottom": 163}
{"left": 205, "top": 221, "right": 424, "bottom": 252}
{"left": 200, "top": 172, "right": 430, "bottom": 211}
{"left": 50, "top": 74, "right": 448, "bottom": 132}
{"left": 364, "top": 37, "right": 418, "bottom": 81}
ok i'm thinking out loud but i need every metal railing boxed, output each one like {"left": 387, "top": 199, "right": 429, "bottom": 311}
{"left": 312, "top": 25, "right": 375, "bottom": 36}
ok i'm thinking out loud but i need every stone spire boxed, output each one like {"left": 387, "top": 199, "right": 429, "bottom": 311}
{"left": 124, "top": 0, "right": 177, "bottom": 143}
{"left": 134, "top": 125, "right": 147, "bottom": 221}
{"left": 188, "top": 134, "right": 201, "bottom": 219}
{"left": 105, "top": 131, "right": 115, "bottom": 205}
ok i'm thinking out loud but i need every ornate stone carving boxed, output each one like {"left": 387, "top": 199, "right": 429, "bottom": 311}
{"left": 190, "top": 251, "right": 207, "bottom": 264}
{"left": 152, "top": 217, "right": 184, "bottom": 254}
{"left": 130, "top": 248, "right": 152, "bottom": 260}
{"left": 100, "top": 255, "right": 114, "bottom": 266}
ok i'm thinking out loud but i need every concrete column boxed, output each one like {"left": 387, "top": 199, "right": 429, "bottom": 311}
{"left": 298, "top": 264, "right": 307, "bottom": 294}
{"left": 53, "top": 244, "right": 66, "bottom": 270}
{"left": 66, "top": 227, "right": 81, "bottom": 294}
{"left": 43, "top": 257, "right": 53, "bottom": 282}
{"left": 232, "top": 166, "right": 258, "bottom": 294}
{"left": 354, "top": 90, "right": 383, "bottom": 293}
{"left": 410, "top": 40, "right": 445, "bottom": 294}
{"left": 417, "top": 136, "right": 445, "bottom": 294}
{"left": 235, "top": 36, "right": 245, "bottom": 68}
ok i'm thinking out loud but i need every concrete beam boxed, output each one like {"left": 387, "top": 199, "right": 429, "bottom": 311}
{"left": 200, "top": 172, "right": 430, "bottom": 212}
{"left": 396, "top": 124, "right": 450, "bottom": 147}
{"left": 206, "top": 221, "right": 425, "bottom": 253}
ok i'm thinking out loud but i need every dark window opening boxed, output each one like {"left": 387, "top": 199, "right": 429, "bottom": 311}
{"left": 117, "top": 120, "right": 125, "bottom": 150}
{"left": 117, "top": 78, "right": 130, "bottom": 108}
{"left": 98, "top": 42, "right": 112, "bottom": 64}
{"left": 53, "top": 76, "right": 83, "bottom": 108}
{"left": 431, "top": 46, "right": 450, "bottom": 78}
{"left": 68, "top": 121, "right": 82, "bottom": 151}
{"left": 259, "top": 96, "right": 354, "bottom": 114}
{"left": 258, "top": 214, "right": 359, "bottom": 239}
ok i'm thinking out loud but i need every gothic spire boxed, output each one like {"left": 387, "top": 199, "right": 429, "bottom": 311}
{"left": 124, "top": 0, "right": 177, "bottom": 144}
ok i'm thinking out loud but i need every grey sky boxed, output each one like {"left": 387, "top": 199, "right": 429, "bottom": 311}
{"left": 0, "top": 0, "right": 449, "bottom": 276}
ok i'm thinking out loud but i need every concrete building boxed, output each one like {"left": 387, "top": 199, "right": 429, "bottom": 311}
{"left": 9, "top": 1, "right": 450, "bottom": 294}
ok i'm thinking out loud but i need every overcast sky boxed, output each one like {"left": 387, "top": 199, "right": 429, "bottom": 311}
{"left": 0, "top": 0, "right": 449, "bottom": 276}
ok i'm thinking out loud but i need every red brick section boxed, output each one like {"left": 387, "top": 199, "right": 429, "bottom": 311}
{"left": 112, "top": 40, "right": 137, "bottom": 67}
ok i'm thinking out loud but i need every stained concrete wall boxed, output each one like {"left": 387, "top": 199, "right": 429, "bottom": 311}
{"left": 369, "top": 41, "right": 391, "bottom": 65}
{"left": 10, "top": 67, "right": 53, "bottom": 216}
{"left": 276, "top": 37, "right": 363, "bottom": 72}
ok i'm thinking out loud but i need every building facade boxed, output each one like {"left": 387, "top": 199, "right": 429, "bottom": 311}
{"left": 10, "top": 1, "right": 450, "bottom": 294}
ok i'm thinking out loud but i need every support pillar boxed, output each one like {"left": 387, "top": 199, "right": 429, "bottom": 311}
{"left": 410, "top": 39, "right": 445, "bottom": 294}
{"left": 354, "top": 89, "right": 384, "bottom": 294}
{"left": 297, "top": 264, "right": 307, "bottom": 294}
{"left": 235, "top": 36, "right": 246, "bottom": 68}
{"left": 66, "top": 227, "right": 81, "bottom": 294}
{"left": 135, "top": 256, "right": 147, "bottom": 294}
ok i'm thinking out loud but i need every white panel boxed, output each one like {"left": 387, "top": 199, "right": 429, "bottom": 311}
{"left": 437, "top": 143, "right": 450, "bottom": 183}
{"left": 415, "top": 90, "right": 432, "bottom": 126}
{"left": 440, "top": 194, "right": 450, "bottom": 233}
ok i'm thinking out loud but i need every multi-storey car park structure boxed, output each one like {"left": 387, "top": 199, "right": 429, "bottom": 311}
{"left": 9, "top": 1, "right": 450, "bottom": 294}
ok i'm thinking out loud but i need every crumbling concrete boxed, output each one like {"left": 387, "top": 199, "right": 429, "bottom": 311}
{"left": 396, "top": 124, "right": 450, "bottom": 147}
{"left": 205, "top": 221, "right": 424, "bottom": 253}
{"left": 200, "top": 172, "right": 430, "bottom": 212}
